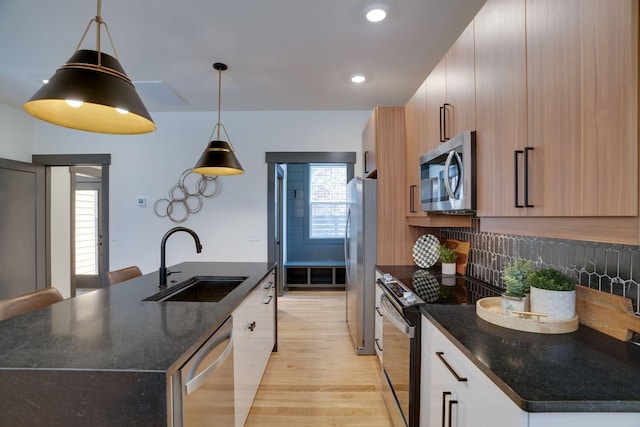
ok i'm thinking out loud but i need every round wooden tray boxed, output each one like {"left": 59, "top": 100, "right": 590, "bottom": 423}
{"left": 476, "top": 297, "right": 579, "bottom": 334}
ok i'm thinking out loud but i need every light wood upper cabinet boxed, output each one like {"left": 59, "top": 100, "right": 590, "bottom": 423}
{"left": 445, "top": 20, "right": 476, "bottom": 138}
{"left": 425, "top": 57, "right": 447, "bottom": 152}
{"left": 475, "top": 0, "right": 528, "bottom": 217}
{"left": 525, "top": 0, "right": 638, "bottom": 217}
{"left": 476, "top": 0, "right": 638, "bottom": 219}
{"left": 404, "top": 82, "right": 428, "bottom": 218}
{"left": 426, "top": 21, "right": 476, "bottom": 152}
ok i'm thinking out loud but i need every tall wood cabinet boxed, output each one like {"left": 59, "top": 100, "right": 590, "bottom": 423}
{"left": 364, "top": 107, "right": 423, "bottom": 264}
{"left": 476, "top": 0, "right": 638, "bottom": 219}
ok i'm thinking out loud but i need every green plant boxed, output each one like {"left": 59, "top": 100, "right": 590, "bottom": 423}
{"left": 502, "top": 258, "right": 534, "bottom": 298}
{"left": 527, "top": 269, "right": 576, "bottom": 291}
{"left": 439, "top": 244, "right": 457, "bottom": 264}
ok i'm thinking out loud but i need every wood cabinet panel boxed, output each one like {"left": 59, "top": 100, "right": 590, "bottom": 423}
{"left": 474, "top": 0, "right": 528, "bottom": 217}
{"left": 362, "top": 110, "right": 377, "bottom": 176}
{"left": 404, "top": 82, "right": 428, "bottom": 218}
{"left": 445, "top": 21, "right": 476, "bottom": 137}
{"left": 366, "top": 106, "right": 420, "bottom": 264}
{"left": 426, "top": 58, "right": 447, "bottom": 151}
{"left": 526, "top": 0, "right": 638, "bottom": 216}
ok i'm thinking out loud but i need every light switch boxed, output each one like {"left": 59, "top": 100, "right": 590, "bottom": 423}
{"left": 137, "top": 196, "right": 147, "bottom": 207}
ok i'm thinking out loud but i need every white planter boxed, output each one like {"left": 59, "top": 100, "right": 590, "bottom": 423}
{"left": 501, "top": 294, "right": 529, "bottom": 317}
{"left": 441, "top": 263, "right": 456, "bottom": 275}
{"left": 530, "top": 287, "right": 576, "bottom": 321}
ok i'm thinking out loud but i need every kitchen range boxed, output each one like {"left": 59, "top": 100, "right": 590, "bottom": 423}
{"left": 376, "top": 265, "right": 502, "bottom": 427}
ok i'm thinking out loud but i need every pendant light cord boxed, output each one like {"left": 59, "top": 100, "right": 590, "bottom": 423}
{"left": 217, "top": 66, "right": 222, "bottom": 140}
{"left": 74, "top": 0, "right": 120, "bottom": 68}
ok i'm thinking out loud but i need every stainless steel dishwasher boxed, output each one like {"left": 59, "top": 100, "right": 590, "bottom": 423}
{"left": 171, "top": 315, "right": 234, "bottom": 427}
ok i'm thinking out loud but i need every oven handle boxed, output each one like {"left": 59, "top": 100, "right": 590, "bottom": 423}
{"left": 380, "top": 294, "right": 414, "bottom": 338}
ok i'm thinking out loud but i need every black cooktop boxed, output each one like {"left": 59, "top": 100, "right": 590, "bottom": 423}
{"left": 377, "top": 265, "right": 503, "bottom": 306}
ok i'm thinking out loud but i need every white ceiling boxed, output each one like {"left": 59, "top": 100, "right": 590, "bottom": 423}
{"left": 0, "top": 0, "right": 486, "bottom": 113}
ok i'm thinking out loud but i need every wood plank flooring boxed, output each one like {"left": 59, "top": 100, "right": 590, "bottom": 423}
{"left": 244, "top": 290, "right": 393, "bottom": 427}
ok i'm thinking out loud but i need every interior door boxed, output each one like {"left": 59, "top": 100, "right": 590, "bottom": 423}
{"left": 0, "top": 158, "right": 46, "bottom": 299}
{"left": 72, "top": 166, "right": 103, "bottom": 290}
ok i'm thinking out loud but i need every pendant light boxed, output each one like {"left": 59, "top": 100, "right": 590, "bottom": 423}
{"left": 23, "top": 0, "right": 155, "bottom": 134}
{"left": 193, "top": 63, "right": 244, "bottom": 176}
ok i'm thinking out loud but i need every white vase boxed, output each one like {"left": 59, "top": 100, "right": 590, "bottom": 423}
{"left": 441, "top": 263, "right": 456, "bottom": 275}
{"left": 501, "top": 294, "right": 529, "bottom": 317}
{"left": 530, "top": 287, "right": 576, "bottom": 321}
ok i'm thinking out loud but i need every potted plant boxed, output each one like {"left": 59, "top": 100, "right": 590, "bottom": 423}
{"left": 527, "top": 268, "right": 576, "bottom": 321}
{"left": 501, "top": 258, "right": 534, "bottom": 316}
{"left": 439, "top": 244, "right": 457, "bottom": 275}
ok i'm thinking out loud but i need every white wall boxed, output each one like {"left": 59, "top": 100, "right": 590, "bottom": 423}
{"left": 0, "top": 103, "right": 33, "bottom": 162}
{"left": 50, "top": 166, "right": 71, "bottom": 298}
{"left": 32, "top": 110, "right": 370, "bottom": 274}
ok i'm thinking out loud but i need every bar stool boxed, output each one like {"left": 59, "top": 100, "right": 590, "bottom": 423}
{"left": 0, "top": 288, "right": 64, "bottom": 321}
{"left": 107, "top": 266, "right": 142, "bottom": 285}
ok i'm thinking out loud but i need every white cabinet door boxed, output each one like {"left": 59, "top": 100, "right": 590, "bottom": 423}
{"left": 233, "top": 270, "right": 276, "bottom": 427}
{"left": 374, "top": 281, "right": 383, "bottom": 363}
{"left": 422, "top": 316, "right": 524, "bottom": 427}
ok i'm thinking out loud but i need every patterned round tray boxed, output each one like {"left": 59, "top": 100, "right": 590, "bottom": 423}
{"left": 412, "top": 234, "right": 440, "bottom": 268}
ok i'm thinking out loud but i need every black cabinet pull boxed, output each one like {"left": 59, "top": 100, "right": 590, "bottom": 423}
{"left": 436, "top": 351, "right": 468, "bottom": 382}
{"left": 364, "top": 151, "right": 370, "bottom": 174}
{"left": 375, "top": 306, "right": 383, "bottom": 317}
{"left": 442, "top": 391, "right": 451, "bottom": 427}
{"left": 439, "top": 105, "right": 445, "bottom": 142}
{"left": 409, "top": 185, "right": 417, "bottom": 213}
{"left": 524, "top": 147, "right": 534, "bottom": 207}
{"left": 448, "top": 400, "right": 458, "bottom": 427}
{"left": 443, "top": 103, "right": 451, "bottom": 141}
{"left": 514, "top": 150, "right": 523, "bottom": 208}
{"left": 514, "top": 148, "right": 534, "bottom": 208}
{"left": 374, "top": 338, "right": 383, "bottom": 352}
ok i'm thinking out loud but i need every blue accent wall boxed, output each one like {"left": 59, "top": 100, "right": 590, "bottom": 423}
{"left": 286, "top": 164, "right": 344, "bottom": 262}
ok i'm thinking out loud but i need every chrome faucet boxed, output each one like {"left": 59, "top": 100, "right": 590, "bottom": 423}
{"left": 159, "top": 226, "right": 203, "bottom": 288}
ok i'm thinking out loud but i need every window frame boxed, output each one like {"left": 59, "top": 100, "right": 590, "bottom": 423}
{"left": 305, "top": 163, "right": 348, "bottom": 243}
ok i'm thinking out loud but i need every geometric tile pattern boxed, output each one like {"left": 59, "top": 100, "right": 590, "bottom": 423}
{"left": 441, "top": 218, "right": 640, "bottom": 314}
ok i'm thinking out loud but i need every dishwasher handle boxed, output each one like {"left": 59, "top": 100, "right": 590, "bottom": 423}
{"left": 184, "top": 316, "right": 234, "bottom": 396}
{"left": 381, "top": 294, "right": 414, "bottom": 338}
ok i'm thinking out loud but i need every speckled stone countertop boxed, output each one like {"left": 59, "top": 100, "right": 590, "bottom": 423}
{"left": 0, "top": 261, "right": 274, "bottom": 426}
{"left": 422, "top": 304, "right": 640, "bottom": 413}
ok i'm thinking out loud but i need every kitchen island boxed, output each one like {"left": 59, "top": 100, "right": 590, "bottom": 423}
{"left": 422, "top": 304, "right": 640, "bottom": 426}
{"left": 0, "top": 261, "right": 274, "bottom": 426}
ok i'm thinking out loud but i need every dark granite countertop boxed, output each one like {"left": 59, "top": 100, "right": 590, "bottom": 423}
{"left": 422, "top": 304, "right": 640, "bottom": 413}
{"left": 0, "top": 261, "right": 274, "bottom": 375}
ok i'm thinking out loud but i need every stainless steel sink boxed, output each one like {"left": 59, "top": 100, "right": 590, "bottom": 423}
{"left": 144, "top": 276, "right": 248, "bottom": 302}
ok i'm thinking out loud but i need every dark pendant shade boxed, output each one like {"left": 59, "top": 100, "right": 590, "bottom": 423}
{"left": 24, "top": 49, "right": 156, "bottom": 134}
{"left": 193, "top": 140, "right": 244, "bottom": 176}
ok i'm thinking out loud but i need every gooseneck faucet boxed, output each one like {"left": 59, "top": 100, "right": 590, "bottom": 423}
{"left": 159, "top": 226, "right": 203, "bottom": 288}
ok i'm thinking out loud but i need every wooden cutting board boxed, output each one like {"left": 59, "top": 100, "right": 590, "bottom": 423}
{"left": 575, "top": 285, "right": 640, "bottom": 341}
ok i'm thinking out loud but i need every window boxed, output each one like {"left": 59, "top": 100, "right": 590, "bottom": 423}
{"left": 309, "top": 163, "right": 347, "bottom": 239}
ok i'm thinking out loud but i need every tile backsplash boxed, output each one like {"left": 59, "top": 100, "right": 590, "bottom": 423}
{"left": 441, "top": 218, "right": 640, "bottom": 314}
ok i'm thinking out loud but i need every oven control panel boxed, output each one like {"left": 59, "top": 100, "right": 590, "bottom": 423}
{"left": 379, "top": 275, "right": 425, "bottom": 307}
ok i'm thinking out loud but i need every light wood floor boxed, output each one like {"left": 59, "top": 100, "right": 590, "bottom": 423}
{"left": 244, "top": 290, "right": 393, "bottom": 427}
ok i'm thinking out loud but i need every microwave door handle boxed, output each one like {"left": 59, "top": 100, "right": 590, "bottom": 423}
{"left": 443, "top": 150, "right": 457, "bottom": 200}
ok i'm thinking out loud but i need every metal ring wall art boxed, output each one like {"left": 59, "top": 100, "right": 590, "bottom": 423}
{"left": 154, "top": 169, "right": 221, "bottom": 223}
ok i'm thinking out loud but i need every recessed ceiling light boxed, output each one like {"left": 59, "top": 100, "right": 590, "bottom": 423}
{"left": 365, "top": 4, "right": 389, "bottom": 23}
{"left": 351, "top": 74, "right": 366, "bottom": 84}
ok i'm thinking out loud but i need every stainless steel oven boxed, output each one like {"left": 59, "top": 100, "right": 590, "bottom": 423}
{"left": 377, "top": 267, "right": 503, "bottom": 427}
{"left": 379, "top": 279, "right": 424, "bottom": 427}
{"left": 419, "top": 131, "right": 476, "bottom": 213}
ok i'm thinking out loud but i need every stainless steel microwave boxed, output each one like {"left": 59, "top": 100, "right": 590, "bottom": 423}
{"left": 419, "top": 131, "right": 476, "bottom": 213}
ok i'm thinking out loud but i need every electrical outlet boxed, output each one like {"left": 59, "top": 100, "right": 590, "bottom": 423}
{"left": 249, "top": 231, "right": 259, "bottom": 241}
{"left": 137, "top": 196, "right": 147, "bottom": 207}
